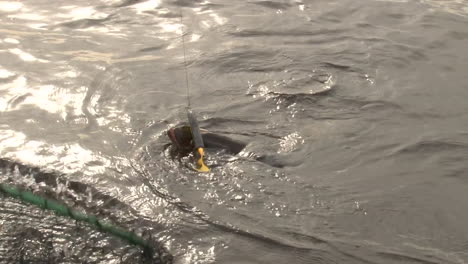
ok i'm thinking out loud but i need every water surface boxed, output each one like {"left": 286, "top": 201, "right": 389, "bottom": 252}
{"left": 0, "top": 0, "right": 468, "bottom": 263}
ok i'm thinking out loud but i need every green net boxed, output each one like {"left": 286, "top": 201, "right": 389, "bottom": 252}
{"left": 0, "top": 158, "right": 173, "bottom": 264}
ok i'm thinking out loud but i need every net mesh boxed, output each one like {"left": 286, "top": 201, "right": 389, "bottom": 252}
{"left": 0, "top": 158, "right": 172, "bottom": 264}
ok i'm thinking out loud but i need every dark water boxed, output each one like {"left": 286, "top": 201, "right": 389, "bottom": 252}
{"left": 1, "top": 0, "right": 468, "bottom": 263}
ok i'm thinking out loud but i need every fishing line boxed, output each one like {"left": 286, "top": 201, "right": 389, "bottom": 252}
{"left": 179, "top": 10, "right": 191, "bottom": 109}
{"left": 179, "top": 9, "right": 210, "bottom": 172}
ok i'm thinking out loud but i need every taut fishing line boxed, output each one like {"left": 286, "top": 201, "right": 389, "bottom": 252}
{"left": 179, "top": 9, "right": 210, "bottom": 173}
{"left": 180, "top": 10, "right": 191, "bottom": 109}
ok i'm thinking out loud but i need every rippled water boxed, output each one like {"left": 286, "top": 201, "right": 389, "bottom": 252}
{"left": 1, "top": 0, "right": 468, "bottom": 263}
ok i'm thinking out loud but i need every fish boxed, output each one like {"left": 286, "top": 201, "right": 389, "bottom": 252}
{"left": 167, "top": 125, "right": 295, "bottom": 168}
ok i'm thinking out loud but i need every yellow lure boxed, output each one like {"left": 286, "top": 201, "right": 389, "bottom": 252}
{"left": 195, "top": 147, "right": 210, "bottom": 172}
